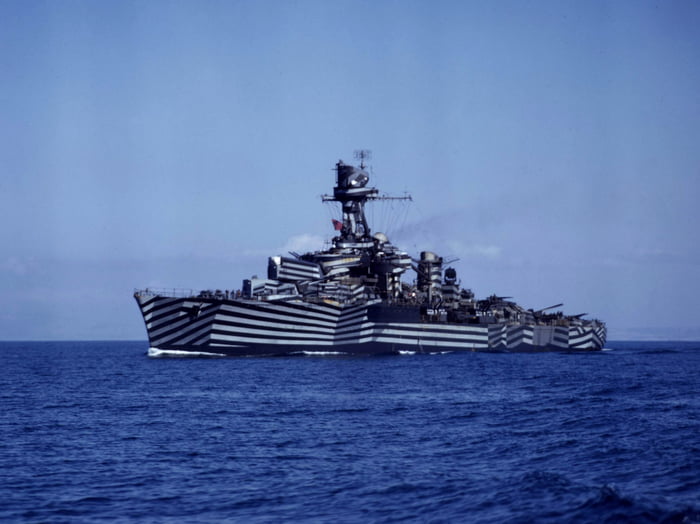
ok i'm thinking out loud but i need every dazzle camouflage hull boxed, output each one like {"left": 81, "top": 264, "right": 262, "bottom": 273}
{"left": 135, "top": 153, "right": 606, "bottom": 356}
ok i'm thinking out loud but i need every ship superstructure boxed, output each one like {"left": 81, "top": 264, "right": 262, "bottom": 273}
{"left": 135, "top": 154, "right": 606, "bottom": 356}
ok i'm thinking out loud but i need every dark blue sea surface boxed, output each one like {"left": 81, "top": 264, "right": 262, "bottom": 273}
{"left": 1, "top": 341, "right": 699, "bottom": 523}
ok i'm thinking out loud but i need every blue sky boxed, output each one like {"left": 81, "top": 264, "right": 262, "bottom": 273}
{"left": 1, "top": 0, "right": 699, "bottom": 340}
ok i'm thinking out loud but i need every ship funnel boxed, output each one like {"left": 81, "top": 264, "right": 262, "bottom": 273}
{"left": 417, "top": 251, "right": 443, "bottom": 294}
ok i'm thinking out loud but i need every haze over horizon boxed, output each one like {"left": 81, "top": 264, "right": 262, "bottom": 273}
{"left": 2, "top": 1, "right": 699, "bottom": 341}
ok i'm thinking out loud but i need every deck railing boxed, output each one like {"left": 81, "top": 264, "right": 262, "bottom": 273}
{"left": 134, "top": 288, "right": 194, "bottom": 298}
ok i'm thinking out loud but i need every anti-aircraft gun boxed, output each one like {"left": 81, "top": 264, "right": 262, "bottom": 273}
{"left": 530, "top": 303, "right": 564, "bottom": 324}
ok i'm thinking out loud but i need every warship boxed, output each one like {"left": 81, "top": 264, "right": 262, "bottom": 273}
{"left": 135, "top": 152, "right": 606, "bottom": 356}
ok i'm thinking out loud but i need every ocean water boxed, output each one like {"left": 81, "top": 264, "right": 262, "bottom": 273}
{"left": 1, "top": 341, "right": 699, "bottom": 523}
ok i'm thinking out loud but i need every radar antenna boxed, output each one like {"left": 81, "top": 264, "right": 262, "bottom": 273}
{"left": 354, "top": 149, "right": 372, "bottom": 169}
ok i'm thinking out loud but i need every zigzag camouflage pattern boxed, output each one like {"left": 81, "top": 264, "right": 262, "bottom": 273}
{"left": 136, "top": 293, "right": 605, "bottom": 356}
{"left": 135, "top": 154, "right": 606, "bottom": 356}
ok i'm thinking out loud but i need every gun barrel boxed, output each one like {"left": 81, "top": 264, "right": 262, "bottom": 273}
{"left": 537, "top": 303, "right": 564, "bottom": 313}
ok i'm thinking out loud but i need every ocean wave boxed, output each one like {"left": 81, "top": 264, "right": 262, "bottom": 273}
{"left": 570, "top": 484, "right": 700, "bottom": 524}
{"left": 3, "top": 340, "right": 700, "bottom": 523}
{"left": 147, "top": 347, "right": 226, "bottom": 358}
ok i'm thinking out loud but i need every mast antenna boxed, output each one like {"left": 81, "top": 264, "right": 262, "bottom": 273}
{"left": 354, "top": 149, "right": 372, "bottom": 169}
